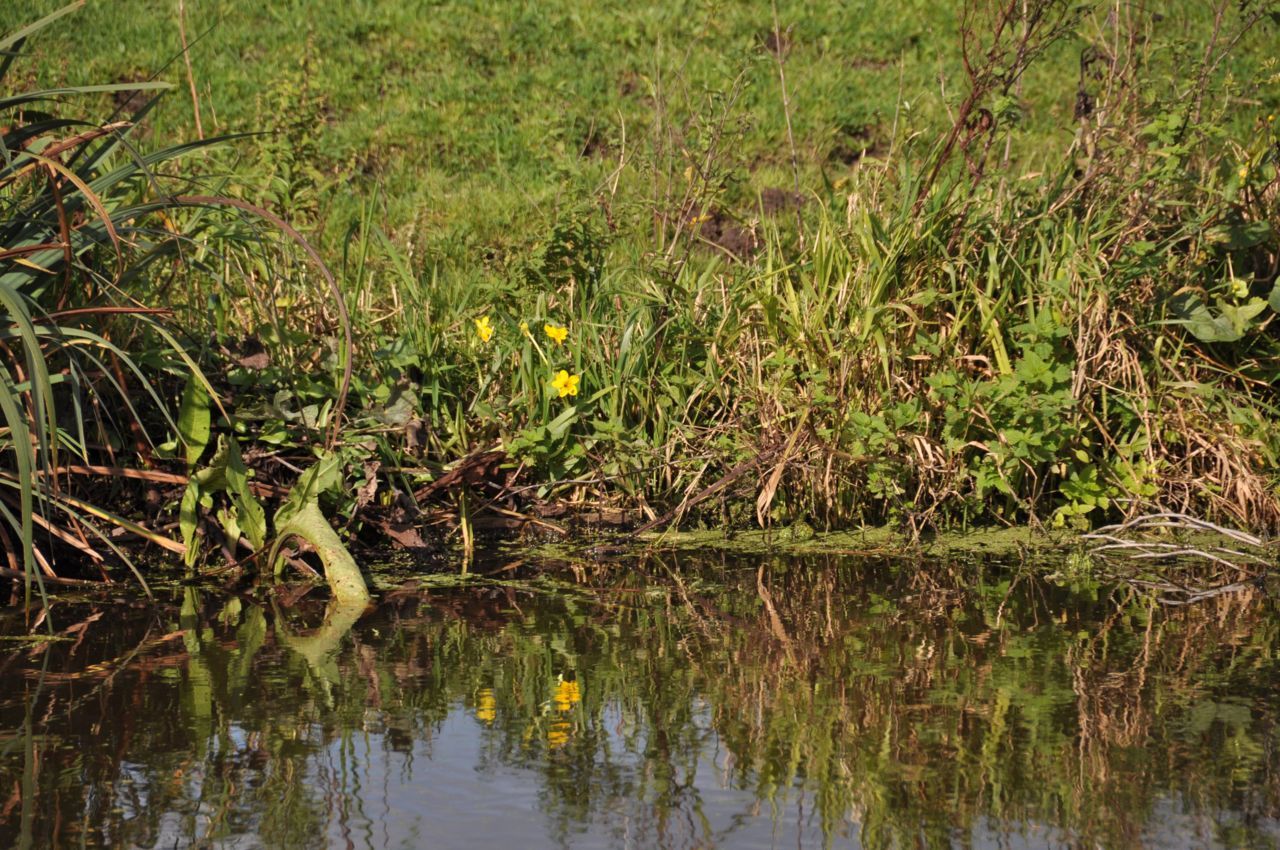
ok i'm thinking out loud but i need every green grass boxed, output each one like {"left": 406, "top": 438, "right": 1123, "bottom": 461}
{"left": 10, "top": 0, "right": 1276, "bottom": 278}
{"left": 2, "top": 1, "right": 1280, "bottom": 579}
{"left": 13, "top": 0, "right": 1268, "bottom": 258}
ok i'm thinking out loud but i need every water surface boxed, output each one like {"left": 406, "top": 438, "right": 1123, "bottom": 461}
{"left": 2, "top": 553, "right": 1279, "bottom": 848}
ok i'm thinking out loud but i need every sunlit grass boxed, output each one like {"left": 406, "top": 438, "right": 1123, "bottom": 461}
{"left": 3, "top": 0, "right": 1279, "bottom": 583}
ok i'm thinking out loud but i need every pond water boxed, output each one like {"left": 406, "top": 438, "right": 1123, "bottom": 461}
{"left": 2, "top": 552, "right": 1279, "bottom": 849}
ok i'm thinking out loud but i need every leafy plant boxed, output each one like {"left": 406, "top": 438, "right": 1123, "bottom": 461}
{"left": 0, "top": 4, "right": 222, "bottom": 587}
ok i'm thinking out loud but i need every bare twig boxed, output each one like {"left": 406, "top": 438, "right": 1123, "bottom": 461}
{"left": 1082, "top": 510, "right": 1276, "bottom": 606}
{"left": 769, "top": 1, "right": 805, "bottom": 249}
{"left": 177, "top": 0, "right": 204, "bottom": 139}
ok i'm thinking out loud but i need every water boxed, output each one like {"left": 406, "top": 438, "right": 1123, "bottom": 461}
{"left": 2, "top": 553, "right": 1279, "bottom": 849}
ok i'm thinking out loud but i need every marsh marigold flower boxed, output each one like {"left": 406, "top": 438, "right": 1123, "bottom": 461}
{"left": 553, "top": 678, "right": 581, "bottom": 711}
{"left": 547, "top": 719, "right": 571, "bottom": 749}
{"left": 476, "top": 688, "right": 496, "bottom": 724}
{"left": 544, "top": 323, "right": 568, "bottom": 346}
{"left": 474, "top": 315, "right": 494, "bottom": 343}
{"left": 551, "top": 370, "right": 579, "bottom": 398}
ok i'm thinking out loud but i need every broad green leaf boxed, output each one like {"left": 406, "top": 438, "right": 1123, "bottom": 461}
{"left": 546, "top": 406, "right": 579, "bottom": 440}
{"left": 1204, "top": 221, "right": 1273, "bottom": 251}
{"left": 223, "top": 438, "right": 266, "bottom": 548}
{"left": 179, "top": 481, "right": 201, "bottom": 567}
{"left": 178, "top": 373, "right": 212, "bottom": 469}
{"left": 275, "top": 451, "right": 343, "bottom": 528}
{"left": 1171, "top": 293, "right": 1268, "bottom": 343}
{"left": 217, "top": 505, "right": 242, "bottom": 550}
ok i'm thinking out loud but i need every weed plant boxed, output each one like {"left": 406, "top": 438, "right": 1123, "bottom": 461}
{"left": 2, "top": 1, "right": 1280, "bottom": 579}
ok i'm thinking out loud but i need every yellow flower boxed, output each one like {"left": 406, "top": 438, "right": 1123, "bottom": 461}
{"left": 476, "top": 688, "right": 496, "bottom": 724}
{"left": 1238, "top": 164, "right": 1249, "bottom": 180}
{"left": 547, "top": 719, "right": 572, "bottom": 749}
{"left": 519, "top": 320, "right": 530, "bottom": 336}
{"left": 1231, "top": 277, "right": 1250, "bottom": 299}
{"left": 474, "top": 315, "right": 494, "bottom": 343}
{"left": 544, "top": 323, "right": 568, "bottom": 346}
{"left": 551, "top": 370, "right": 580, "bottom": 398}
{"left": 553, "top": 678, "right": 581, "bottom": 711}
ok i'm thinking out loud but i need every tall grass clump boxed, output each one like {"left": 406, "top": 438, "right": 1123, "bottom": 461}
{"left": 329, "top": 0, "right": 1280, "bottom": 540}
{"left": 6, "top": 0, "right": 1280, "bottom": 582}
{"left": 0, "top": 5, "right": 368, "bottom": 599}
{"left": 0, "top": 5, "right": 212, "bottom": 590}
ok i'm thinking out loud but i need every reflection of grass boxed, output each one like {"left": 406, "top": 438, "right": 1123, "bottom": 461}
{"left": 7, "top": 560, "right": 1280, "bottom": 847}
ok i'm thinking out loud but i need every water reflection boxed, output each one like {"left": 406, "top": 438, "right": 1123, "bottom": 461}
{"left": 2, "top": 555, "right": 1279, "bottom": 848}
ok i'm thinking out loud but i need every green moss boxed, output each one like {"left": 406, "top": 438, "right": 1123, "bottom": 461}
{"left": 520, "top": 523, "right": 1065, "bottom": 563}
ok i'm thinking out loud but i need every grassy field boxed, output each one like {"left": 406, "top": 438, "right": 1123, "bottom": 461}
{"left": 13, "top": 1, "right": 1271, "bottom": 253}
{"left": 1, "top": 0, "right": 1279, "bottom": 582}
{"left": 9, "top": 1, "right": 1005, "bottom": 253}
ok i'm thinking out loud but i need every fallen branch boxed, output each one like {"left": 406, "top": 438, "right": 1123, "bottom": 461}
{"left": 1082, "top": 511, "right": 1275, "bottom": 606}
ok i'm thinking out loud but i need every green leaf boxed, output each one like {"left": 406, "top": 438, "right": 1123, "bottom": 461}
{"left": 178, "top": 373, "right": 212, "bottom": 469}
{"left": 545, "top": 405, "right": 579, "bottom": 440}
{"left": 223, "top": 439, "right": 266, "bottom": 549}
{"left": 216, "top": 505, "right": 242, "bottom": 549}
{"left": 179, "top": 481, "right": 201, "bottom": 567}
{"left": 275, "top": 451, "right": 343, "bottom": 529}
{"left": 1204, "top": 221, "right": 1273, "bottom": 251}
{"left": 269, "top": 451, "right": 368, "bottom": 604}
{"left": 1171, "top": 293, "right": 1269, "bottom": 343}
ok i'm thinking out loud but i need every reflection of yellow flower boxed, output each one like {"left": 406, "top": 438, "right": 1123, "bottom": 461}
{"left": 548, "top": 719, "right": 572, "bottom": 749}
{"left": 474, "top": 316, "right": 494, "bottom": 343}
{"left": 551, "top": 370, "right": 580, "bottom": 398}
{"left": 544, "top": 323, "right": 568, "bottom": 346}
{"left": 476, "top": 688, "right": 496, "bottom": 724}
{"left": 553, "top": 678, "right": 581, "bottom": 711}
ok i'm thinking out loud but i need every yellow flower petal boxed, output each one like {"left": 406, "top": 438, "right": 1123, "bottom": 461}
{"left": 547, "top": 719, "right": 571, "bottom": 749}
{"left": 553, "top": 679, "right": 581, "bottom": 710}
{"left": 551, "top": 370, "right": 580, "bottom": 398}
{"left": 476, "top": 688, "right": 496, "bottom": 723}
{"left": 544, "top": 323, "right": 568, "bottom": 346}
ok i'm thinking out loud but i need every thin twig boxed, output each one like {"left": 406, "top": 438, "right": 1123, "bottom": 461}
{"left": 177, "top": 0, "right": 204, "bottom": 139}
{"left": 769, "top": 1, "right": 805, "bottom": 250}
{"left": 169, "top": 195, "right": 352, "bottom": 450}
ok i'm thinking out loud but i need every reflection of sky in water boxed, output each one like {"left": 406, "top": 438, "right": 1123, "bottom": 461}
{"left": 125, "top": 700, "right": 1280, "bottom": 850}
{"left": 309, "top": 704, "right": 844, "bottom": 849}
{"left": 6, "top": 561, "right": 1280, "bottom": 849}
